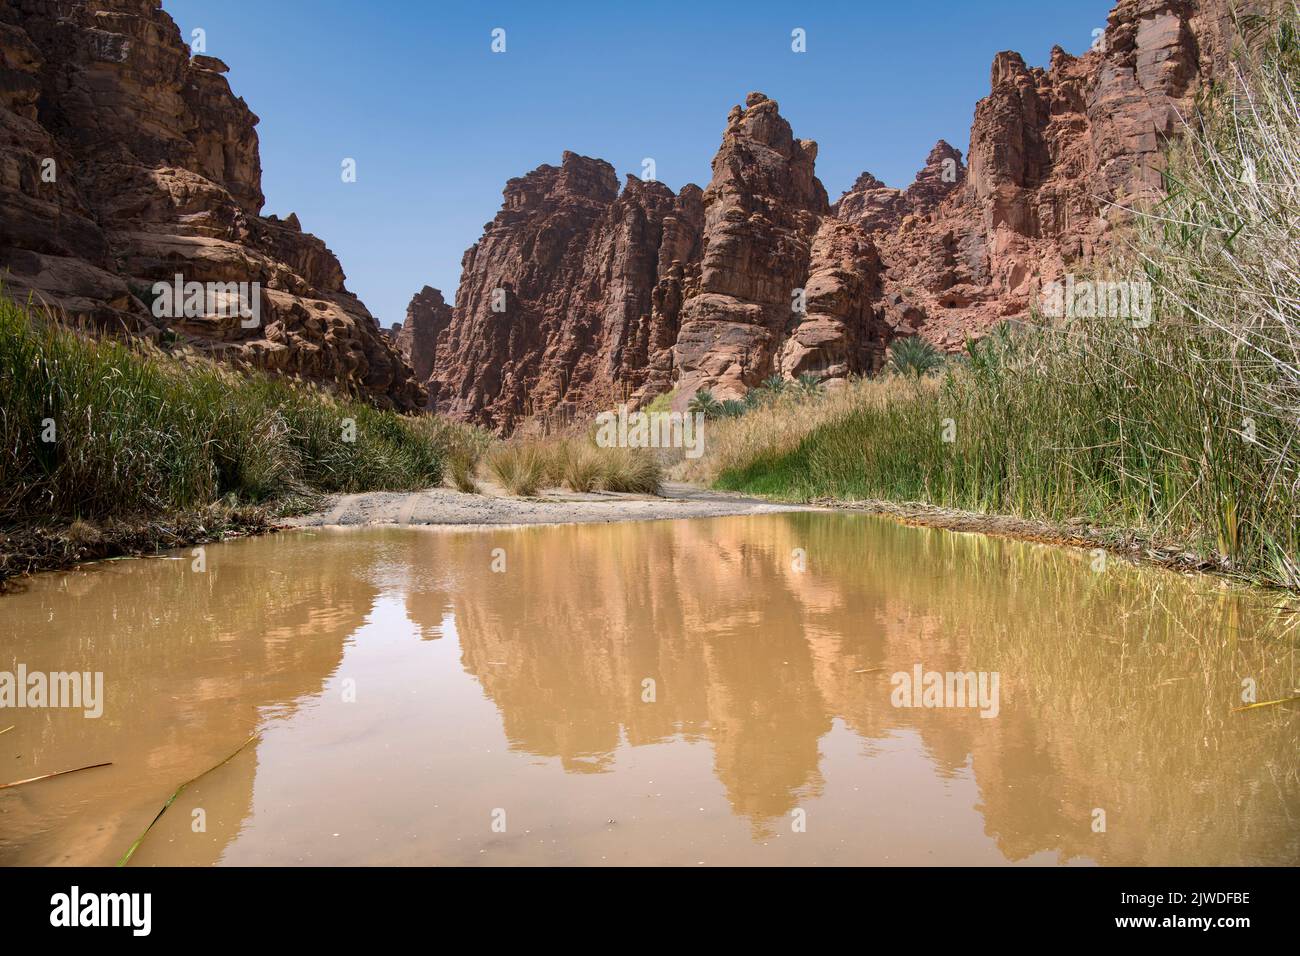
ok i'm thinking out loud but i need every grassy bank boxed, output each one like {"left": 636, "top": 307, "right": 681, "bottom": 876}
{"left": 698, "top": 12, "right": 1300, "bottom": 588}
{"left": 0, "top": 294, "right": 477, "bottom": 580}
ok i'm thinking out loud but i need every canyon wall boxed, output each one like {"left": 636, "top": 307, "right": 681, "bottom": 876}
{"left": 0, "top": 0, "right": 1248, "bottom": 427}
{"left": 0, "top": 0, "right": 423, "bottom": 409}
{"left": 425, "top": 0, "right": 1248, "bottom": 427}
{"left": 838, "top": 0, "right": 1251, "bottom": 346}
{"left": 431, "top": 95, "right": 885, "bottom": 428}
{"left": 393, "top": 285, "right": 452, "bottom": 385}
{"left": 429, "top": 152, "right": 707, "bottom": 426}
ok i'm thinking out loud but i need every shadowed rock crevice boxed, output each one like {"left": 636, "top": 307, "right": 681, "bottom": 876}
{"left": 393, "top": 285, "right": 452, "bottom": 401}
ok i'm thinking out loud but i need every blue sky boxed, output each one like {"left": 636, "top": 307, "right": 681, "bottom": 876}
{"left": 161, "top": 0, "right": 1113, "bottom": 326}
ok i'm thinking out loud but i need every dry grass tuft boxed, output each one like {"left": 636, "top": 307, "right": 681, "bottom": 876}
{"left": 486, "top": 442, "right": 547, "bottom": 496}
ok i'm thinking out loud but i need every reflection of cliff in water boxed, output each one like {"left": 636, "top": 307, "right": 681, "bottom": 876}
{"left": 0, "top": 532, "right": 392, "bottom": 865}
{"left": 451, "top": 514, "right": 1300, "bottom": 863}
{"left": 3, "top": 516, "right": 1295, "bottom": 866}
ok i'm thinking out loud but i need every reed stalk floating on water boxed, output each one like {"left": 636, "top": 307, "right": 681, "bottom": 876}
{"left": 117, "top": 732, "right": 259, "bottom": 867}
{"left": 0, "top": 761, "right": 111, "bottom": 790}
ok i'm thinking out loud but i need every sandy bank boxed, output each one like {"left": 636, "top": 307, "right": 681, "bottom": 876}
{"left": 286, "top": 482, "right": 820, "bottom": 528}
{"left": 283, "top": 485, "right": 1241, "bottom": 586}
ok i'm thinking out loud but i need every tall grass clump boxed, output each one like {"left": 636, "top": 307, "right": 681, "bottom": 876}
{"left": 486, "top": 442, "right": 547, "bottom": 496}
{"left": 597, "top": 445, "right": 662, "bottom": 494}
{"left": 483, "top": 432, "right": 663, "bottom": 496}
{"left": 560, "top": 442, "right": 604, "bottom": 492}
{"left": 438, "top": 421, "right": 493, "bottom": 493}
{"left": 710, "top": 9, "right": 1300, "bottom": 587}
{"left": 673, "top": 377, "right": 876, "bottom": 485}
{"left": 0, "top": 297, "right": 455, "bottom": 524}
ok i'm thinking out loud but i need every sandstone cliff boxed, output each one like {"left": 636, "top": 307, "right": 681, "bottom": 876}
{"left": 672, "top": 92, "right": 842, "bottom": 403}
{"left": 0, "top": 0, "right": 423, "bottom": 409}
{"left": 394, "top": 285, "right": 452, "bottom": 395}
{"left": 842, "top": 0, "right": 1252, "bottom": 346}
{"left": 834, "top": 140, "right": 966, "bottom": 235}
{"left": 430, "top": 95, "right": 887, "bottom": 427}
{"left": 419, "top": 0, "right": 1251, "bottom": 426}
{"left": 430, "top": 152, "right": 706, "bottom": 429}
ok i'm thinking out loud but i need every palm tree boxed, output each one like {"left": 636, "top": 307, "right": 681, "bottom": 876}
{"left": 760, "top": 374, "right": 788, "bottom": 394}
{"left": 796, "top": 372, "right": 824, "bottom": 397}
{"left": 687, "top": 388, "right": 723, "bottom": 419}
{"left": 718, "top": 399, "right": 747, "bottom": 418}
{"left": 889, "top": 336, "right": 944, "bottom": 378}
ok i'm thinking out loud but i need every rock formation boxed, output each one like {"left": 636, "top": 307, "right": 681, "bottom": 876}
{"left": 430, "top": 152, "right": 706, "bottom": 429}
{"left": 431, "top": 95, "right": 887, "bottom": 427}
{"left": 775, "top": 218, "right": 885, "bottom": 383}
{"left": 0, "top": 0, "right": 423, "bottom": 409}
{"left": 394, "top": 285, "right": 452, "bottom": 397}
{"left": 842, "top": 0, "right": 1253, "bottom": 347}
{"left": 671, "top": 92, "right": 840, "bottom": 403}
{"left": 423, "top": 1, "right": 1249, "bottom": 426}
{"left": 834, "top": 140, "right": 965, "bottom": 235}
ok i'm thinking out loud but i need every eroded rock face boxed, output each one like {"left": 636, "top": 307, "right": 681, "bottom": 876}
{"left": 672, "top": 92, "right": 836, "bottom": 403}
{"left": 394, "top": 285, "right": 452, "bottom": 403}
{"left": 834, "top": 171, "right": 909, "bottom": 234}
{"left": 421, "top": 0, "right": 1247, "bottom": 425}
{"left": 835, "top": 140, "right": 966, "bottom": 235}
{"left": 430, "top": 152, "right": 705, "bottom": 430}
{"left": 848, "top": 0, "right": 1248, "bottom": 348}
{"left": 429, "top": 93, "right": 888, "bottom": 425}
{"left": 0, "top": 0, "right": 423, "bottom": 409}
{"left": 776, "top": 218, "right": 885, "bottom": 383}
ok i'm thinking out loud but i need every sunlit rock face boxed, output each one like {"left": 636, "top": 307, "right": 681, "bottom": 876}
{"left": 427, "top": 151, "right": 706, "bottom": 431}
{"left": 431, "top": 95, "right": 887, "bottom": 426}
{"left": 425, "top": 0, "right": 1248, "bottom": 424}
{"left": 671, "top": 92, "right": 876, "bottom": 404}
{"left": 838, "top": 0, "right": 1250, "bottom": 350}
{"left": 0, "top": 0, "right": 423, "bottom": 409}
